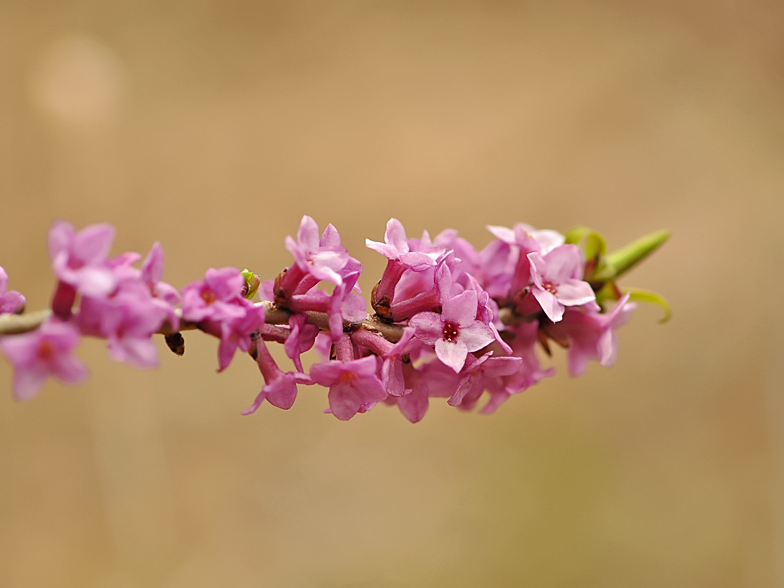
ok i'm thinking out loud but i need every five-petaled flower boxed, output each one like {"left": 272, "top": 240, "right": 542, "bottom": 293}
{"left": 0, "top": 319, "right": 88, "bottom": 400}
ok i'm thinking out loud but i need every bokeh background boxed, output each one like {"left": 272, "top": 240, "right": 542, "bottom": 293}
{"left": 1, "top": 1, "right": 783, "bottom": 587}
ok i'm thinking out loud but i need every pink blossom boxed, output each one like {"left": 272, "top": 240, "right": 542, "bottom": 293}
{"left": 243, "top": 336, "right": 311, "bottom": 414}
{"left": 310, "top": 355, "right": 387, "bottom": 420}
{"left": 180, "top": 267, "right": 247, "bottom": 323}
{"left": 365, "top": 218, "right": 435, "bottom": 271}
{"left": 0, "top": 319, "right": 88, "bottom": 400}
{"left": 284, "top": 216, "right": 357, "bottom": 287}
{"left": 217, "top": 304, "right": 266, "bottom": 372}
{"left": 447, "top": 353, "right": 523, "bottom": 410}
{"left": 283, "top": 313, "right": 319, "bottom": 372}
{"left": 494, "top": 322, "right": 556, "bottom": 401}
{"left": 560, "top": 294, "right": 636, "bottom": 376}
{"left": 408, "top": 288, "right": 495, "bottom": 373}
{"left": 527, "top": 245, "right": 596, "bottom": 323}
{"left": 78, "top": 279, "right": 167, "bottom": 369}
{"left": 48, "top": 221, "right": 117, "bottom": 298}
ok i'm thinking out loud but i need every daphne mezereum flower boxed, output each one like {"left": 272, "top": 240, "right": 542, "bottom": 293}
{"left": 285, "top": 215, "right": 358, "bottom": 286}
{"left": 310, "top": 355, "right": 387, "bottom": 421}
{"left": 180, "top": 267, "right": 247, "bottom": 323}
{"left": 446, "top": 353, "right": 523, "bottom": 410}
{"left": 77, "top": 278, "right": 168, "bottom": 369}
{"left": 527, "top": 244, "right": 597, "bottom": 323}
{"left": 243, "top": 335, "right": 311, "bottom": 414}
{"left": 365, "top": 218, "right": 435, "bottom": 271}
{"left": 408, "top": 285, "right": 495, "bottom": 373}
{"left": 140, "top": 242, "right": 181, "bottom": 331}
{"left": 0, "top": 319, "right": 88, "bottom": 400}
{"left": 559, "top": 293, "right": 636, "bottom": 377}
{"left": 217, "top": 303, "right": 266, "bottom": 372}
{"left": 48, "top": 221, "right": 118, "bottom": 298}
{"left": 0, "top": 266, "right": 25, "bottom": 315}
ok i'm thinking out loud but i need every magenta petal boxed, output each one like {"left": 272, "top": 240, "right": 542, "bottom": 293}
{"left": 328, "top": 383, "right": 363, "bottom": 420}
{"left": 598, "top": 330, "right": 618, "bottom": 367}
{"left": 141, "top": 242, "right": 165, "bottom": 285}
{"left": 398, "top": 389, "right": 428, "bottom": 423}
{"left": 458, "top": 321, "right": 494, "bottom": 352}
{"left": 51, "top": 354, "right": 90, "bottom": 384}
{"left": 442, "top": 290, "right": 477, "bottom": 325}
{"left": 47, "top": 221, "right": 75, "bottom": 259}
{"left": 385, "top": 218, "right": 409, "bottom": 253}
{"left": 556, "top": 279, "right": 596, "bottom": 307}
{"left": 532, "top": 287, "right": 564, "bottom": 323}
{"left": 76, "top": 266, "right": 117, "bottom": 297}
{"left": 217, "top": 338, "right": 238, "bottom": 372}
{"left": 320, "top": 223, "right": 342, "bottom": 248}
{"left": 541, "top": 245, "right": 582, "bottom": 282}
{"left": 297, "top": 215, "right": 320, "bottom": 251}
{"left": 265, "top": 373, "right": 299, "bottom": 409}
{"left": 242, "top": 389, "right": 267, "bottom": 415}
{"left": 73, "top": 224, "right": 116, "bottom": 264}
{"left": 108, "top": 337, "right": 159, "bottom": 369}
{"left": 408, "top": 311, "right": 442, "bottom": 345}
{"left": 13, "top": 368, "right": 48, "bottom": 401}
{"left": 435, "top": 339, "right": 468, "bottom": 372}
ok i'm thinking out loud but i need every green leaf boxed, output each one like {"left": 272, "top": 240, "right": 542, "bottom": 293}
{"left": 564, "top": 226, "right": 593, "bottom": 245}
{"left": 565, "top": 227, "right": 607, "bottom": 259}
{"left": 624, "top": 287, "right": 672, "bottom": 323}
{"left": 596, "top": 229, "right": 670, "bottom": 281}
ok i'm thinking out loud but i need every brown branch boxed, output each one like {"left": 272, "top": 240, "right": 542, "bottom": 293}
{"left": 0, "top": 301, "right": 406, "bottom": 343}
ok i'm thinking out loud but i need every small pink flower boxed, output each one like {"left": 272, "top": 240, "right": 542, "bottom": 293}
{"left": 408, "top": 289, "right": 495, "bottom": 373}
{"left": 0, "top": 320, "right": 88, "bottom": 400}
{"left": 180, "top": 267, "right": 247, "bottom": 323}
{"left": 285, "top": 216, "right": 357, "bottom": 286}
{"left": 217, "top": 304, "right": 266, "bottom": 372}
{"left": 365, "top": 218, "right": 435, "bottom": 271}
{"left": 48, "top": 221, "right": 117, "bottom": 298}
{"left": 243, "top": 336, "right": 311, "bottom": 414}
{"left": 560, "top": 293, "right": 636, "bottom": 376}
{"left": 527, "top": 245, "right": 596, "bottom": 323}
{"left": 310, "top": 355, "right": 387, "bottom": 420}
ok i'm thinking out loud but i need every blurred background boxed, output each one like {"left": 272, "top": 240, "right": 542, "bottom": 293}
{"left": 1, "top": 1, "right": 782, "bottom": 586}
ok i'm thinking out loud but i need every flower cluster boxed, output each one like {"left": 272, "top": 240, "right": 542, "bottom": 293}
{"left": 0, "top": 217, "right": 669, "bottom": 421}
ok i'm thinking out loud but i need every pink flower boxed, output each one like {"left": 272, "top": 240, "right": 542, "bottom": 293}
{"left": 310, "top": 355, "right": 387, "bottom": 420}
{"left": 78, "top": 280, "right": 167, "bottom": 369}
{"left": 217, "top": 304, "right": 266, "bottom": 372}
{"left": 243, "top": 336, "right": 311, "bottom": 414}
{"left": 527, "top": 245, "right": 596, "bottom": 323}
{"left": 447, "top": 353, "right": 523, "bottom": 410}
{"left": 560, "top": 293, "right": 636, "bottom": 376}
{"left": 0, "top": 320, "right": 88, "bottom": 400}
{"left": 48, "top": 221, "right": 117, "bottom": 298}
{"left": 180, "top": 267, "right": 247, "bottom": 322}
{"left": 365, "top": 218, "right": 435, "bottom": 271}
{"left": 0, "top": 266, "right": 25, "bottom": 315}
{"left": 284, "top": 216, "right": 357, "bottom": 286}
{"left": 408, "top": 288, "right": 495, "bottom": 373}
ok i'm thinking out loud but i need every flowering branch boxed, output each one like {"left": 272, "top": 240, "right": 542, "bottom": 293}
{"left": 0, "top": 217, "right": 670, "bottom": 421}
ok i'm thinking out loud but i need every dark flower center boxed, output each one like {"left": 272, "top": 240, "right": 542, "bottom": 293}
{"left": 442, "top": 321, "right": 460, "bottom": 343}
{"left": 201, "top": 290, "right": 216, "bottom": 305}
{"left": 37, "top": 340, "right": 54, "bottom": 359}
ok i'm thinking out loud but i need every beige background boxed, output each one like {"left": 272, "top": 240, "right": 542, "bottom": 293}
{"left": 1, "top": 2, "right": 783, "bottom": 587}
